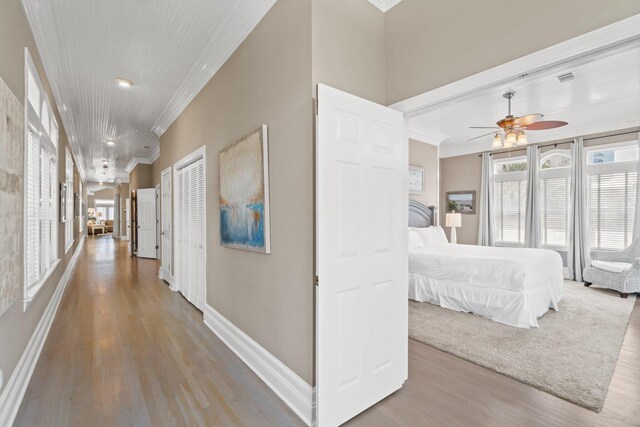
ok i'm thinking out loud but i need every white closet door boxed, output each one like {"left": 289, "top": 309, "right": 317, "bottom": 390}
{"left": 175, "top": 155, "right": 206, "bottom": 311}
{"left": 161, "top": 168, "right": 172, "bottom": 281}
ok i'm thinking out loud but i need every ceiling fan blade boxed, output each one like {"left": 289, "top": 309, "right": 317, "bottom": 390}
{"left": 469, "top": 126, "right": 500, "bottom": 129}
{"left": 466, "top": 130, "right": 498, "bottom": 142}
{"left": 526, "top": 120, "right": 568, "bottom": 130}
{"left": 513, "top": 113, "right": 544, "bottom": 127}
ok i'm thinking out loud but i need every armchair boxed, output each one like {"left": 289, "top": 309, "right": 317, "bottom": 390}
{"left": 583, "top": 239, "right": 640, "bottom": 298}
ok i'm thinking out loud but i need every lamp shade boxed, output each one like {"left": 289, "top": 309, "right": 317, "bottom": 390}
{"left": 445, "top": 212, "right": 461, "bottom": 228}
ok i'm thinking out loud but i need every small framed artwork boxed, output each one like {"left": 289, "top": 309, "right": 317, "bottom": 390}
{"left": 408, "top": 165, "right": 424, "bottom": 195}
{"left": 446, "top": 190, "right": 476, "bottom": 214}
{"left": 60, "top": 182, "right": 67, "bottom": 223}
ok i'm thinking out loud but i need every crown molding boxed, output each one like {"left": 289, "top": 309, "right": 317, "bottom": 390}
{"left": 408, "top": 124, "right": 448, "bottom": 146}
{"left": 149, "top": 145, "right": 160, "bottom": 163}
{"left": 125, "top": 157, "right": 153, "bottom": 174}
{"left": 367, "top": 0, "right": 402, "bottom": 12}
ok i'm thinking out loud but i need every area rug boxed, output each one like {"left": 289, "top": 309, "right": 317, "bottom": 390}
{"left": 408, "top": 281, "right": 636, "bottom": 412}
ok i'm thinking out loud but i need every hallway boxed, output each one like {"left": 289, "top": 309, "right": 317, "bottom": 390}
{"left": 14, "top": 236, "right": 303, "bottom": 426}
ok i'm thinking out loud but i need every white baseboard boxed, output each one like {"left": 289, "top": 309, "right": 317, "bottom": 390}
{"left": 158, "top": 268, "right": 176, "bottom": 291}
{"left": 203, "top": 304, "right": 314, "bottom": 426}
{"left": 0, "top": 236, "right": 85, "bottom": 427}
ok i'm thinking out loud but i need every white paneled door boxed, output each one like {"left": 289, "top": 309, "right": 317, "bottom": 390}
{"left": 160, "top": 168, "right": 172, "bottom": 283}
{"left": 316, "top": 84, "right": 407, "bottom": 426}
{"left": 175, "top": 149, "right": 206, "bottom": 311}
{"left": 137, "top": 188, "right": 157, "bottom": 259}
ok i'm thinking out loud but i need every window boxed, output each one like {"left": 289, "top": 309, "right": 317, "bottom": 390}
{"left": 24, "top": 49, "right": 58, "bottom": 307}
{"left": 539, "top": 151, "right": 571, "bottom": 248}
{"left": 494, "top": 157, "right": 527, "bottom": 245}
{"left": 65, "top": 148, "right": 74, "bottom": 251}
{"left": 95, "top": 206, "right": 114, "bottom": 221}
{"left": 586, "top": 142, "right": 638, "bottom": 250}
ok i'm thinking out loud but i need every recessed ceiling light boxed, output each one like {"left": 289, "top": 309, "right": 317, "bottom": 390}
{"left": 106, "top": 140, "right": 115, "bottom": 146}
{"left": 115, "top": 77, "right": 134, "bottom": 87}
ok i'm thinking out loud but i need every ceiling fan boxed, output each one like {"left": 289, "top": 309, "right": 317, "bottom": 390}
{"left": 468, "top": 90, "right": 568, "bottom": 148}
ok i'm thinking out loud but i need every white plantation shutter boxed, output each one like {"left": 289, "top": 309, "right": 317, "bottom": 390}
{"left": 26, "top": 132, "right": 41, "bottom": 287}
{"left": 587, "top": 171, "right": 637, "bottom": 250}
{"left": 65, "top": 148, "right": 74, "bottom": 250}
{"left": 24, "top": 48, "right": 60, "bottom": 302}
{"left": 40, "top": 141, "right": 50, "bottom": 272}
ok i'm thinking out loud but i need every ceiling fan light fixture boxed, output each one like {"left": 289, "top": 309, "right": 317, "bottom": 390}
{"left": 517, "top": 132, "right": 528, "bottom": 146}
{"left": 492, "top": 133, "right": 503, "bottom": 148}
{"left": 506, "top": 132, "right": 517, "bottom": 145}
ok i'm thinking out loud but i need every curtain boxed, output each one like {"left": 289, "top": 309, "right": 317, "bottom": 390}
{"left": 477, "top": 152, "right": 494, "bottom": 246}
{"left": 568, "top": 137, "right": 590, "bottom": 281}
{"left": 632, "top": 136, "right": 640, "bottom": 240}
{"left": 524, "top": 146, "right": 540, "bottom": 248}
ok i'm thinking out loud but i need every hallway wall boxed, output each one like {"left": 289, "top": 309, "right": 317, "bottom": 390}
{"left": 0, "top": 0, "right": 84, "bottom": 393}
{"left": 158, "top": 0, "right": 314, "bottom": 384}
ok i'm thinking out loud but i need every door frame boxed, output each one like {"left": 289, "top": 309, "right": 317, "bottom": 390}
{"left": 159, "top": 167, "right": 174, "bottom": 288}
{"left": 173, "top": 145, "right": 207, "bottom": 305}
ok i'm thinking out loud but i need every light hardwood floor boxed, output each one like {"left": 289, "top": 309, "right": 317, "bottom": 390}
{"left": 15, "top": 236, "right": 640, "bottom": 426}
{"left": 14, "top": 236, "right": 304, "bottom": 427}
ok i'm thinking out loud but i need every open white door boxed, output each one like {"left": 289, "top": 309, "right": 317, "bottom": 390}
{"left": 160, "top": 168, "right": 172, "bottom": 283}
{"left": 316, "top": 84, "right": 407, "bottom": 426}
{"left": 137, "top": 188, "right": 157, "bottom": 259}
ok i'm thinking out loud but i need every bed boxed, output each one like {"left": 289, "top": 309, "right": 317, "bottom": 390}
{"left": 408, "top": 200, "right": 563, "bottom": 328}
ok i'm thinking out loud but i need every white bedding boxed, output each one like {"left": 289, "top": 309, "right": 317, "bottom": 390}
{"left": 409, "top": 243, "right": 564, "bottom": 328}
{"left": 409, "top": 243, "right": 563, "bottom": 292}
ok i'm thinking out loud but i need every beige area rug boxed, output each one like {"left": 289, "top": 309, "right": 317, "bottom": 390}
{"left": 408, "top": 281, "right": 636, "bottom": 412}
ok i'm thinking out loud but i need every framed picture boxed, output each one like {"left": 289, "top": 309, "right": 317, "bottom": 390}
{"left": 219, "top": 124, "right": 271, "bottom": 253}
{"left": 446, "top": 190, "right": 476, "bottom": 214}
{"left": 408, "top": 165, "right": 424, "bottom": 194}
{"left": 60, "top": 182, "right": 67, "bottom": 223}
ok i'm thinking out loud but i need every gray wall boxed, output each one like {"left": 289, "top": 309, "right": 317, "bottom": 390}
{"left": 0, "top": 0, "right": 83, "bottom": 391}
{"left": 385, "top": 0, "right": 640, "bottom": 104}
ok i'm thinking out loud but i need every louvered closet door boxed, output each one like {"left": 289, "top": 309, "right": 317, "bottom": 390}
{"left": 176, "top": 157, "right": 206, "bottom": 311}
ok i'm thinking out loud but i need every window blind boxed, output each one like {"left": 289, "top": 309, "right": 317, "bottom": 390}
{"left": 587, "top": 172, "right": 636, "bottom": 250}
{"left": 540, "top": 176, "right": 571, "bottom": 248}
{"left": 494, "top": 179, "right": 527, "bottom": 245}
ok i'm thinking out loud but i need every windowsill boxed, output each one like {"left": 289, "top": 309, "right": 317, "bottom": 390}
{"left": 495, "top": 242, "right": 524, "bottom": 248}
{"left": 23, "top": 258, "right": 61, "bottom": 311}
{"left": 65, "top": 239, "right": 74, "bottom": 254}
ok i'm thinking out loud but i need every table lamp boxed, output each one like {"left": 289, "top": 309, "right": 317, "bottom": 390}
{"left": 445, "top": 212, "right": 462, "bottom": 244}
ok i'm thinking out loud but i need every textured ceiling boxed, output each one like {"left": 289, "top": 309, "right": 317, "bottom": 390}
{"left": 410, "top": 43, "right": 640, "bottom": 157}
{"left": 22, "top": 0, "right": 277, "bottom": 186}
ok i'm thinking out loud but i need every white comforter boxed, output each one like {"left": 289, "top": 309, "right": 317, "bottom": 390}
{"left": 409, "top": 243, "right": 563, "bottom": 292}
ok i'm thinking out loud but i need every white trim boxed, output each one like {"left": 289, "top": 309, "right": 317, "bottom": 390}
{"left": 174, "top": 145, "right": 206, "bottom": 171}
{"left": 391, "top": 13, "right": 640, "bottom": 117}
{"left": 407, "top": 123, "right": 447, "bottom": 146}
{"left": 23, "top": 259, "right": 60, "bottom": 311}
{"left": 0, "top": 236, "right": 84, "bottom": 427}
{"left": 203, "top": 304, "right": 314, "bottom": 426}
{"left": 367, "top": 0, "right": 402, "bottom": 13}
{"left": 125, "top": 157, "right": 153, "bottom": 174}
{"left": 149, "top": 145, "right": 160, "bottom": 163}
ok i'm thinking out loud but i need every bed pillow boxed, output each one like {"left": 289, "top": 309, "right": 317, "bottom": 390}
{"left": 412, "top": 226, "right": 449, "bottom": 247}
{"left": 432, "top": 226, "right": 449, "bottom": 245}
{"left": 408, "top": 229, "right": 424, "bottom": 250}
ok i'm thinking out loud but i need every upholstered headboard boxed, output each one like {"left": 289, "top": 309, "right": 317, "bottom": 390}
{"left": 409, "top": 200, "right": 436, "bottom": 228}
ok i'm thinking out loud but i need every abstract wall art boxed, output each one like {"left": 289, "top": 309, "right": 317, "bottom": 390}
{"left": 219, "top": 125, "right": 271, "bottom": 253}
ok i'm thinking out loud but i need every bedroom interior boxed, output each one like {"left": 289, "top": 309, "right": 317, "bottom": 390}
{"left": 1, "top": 0, "right": 640, "bottom": 426}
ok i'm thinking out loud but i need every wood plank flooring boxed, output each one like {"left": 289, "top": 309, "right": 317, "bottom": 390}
{"left": 14, "top": 236, "right": 303, "bottom": 427}
{"left": 347, "top": 299, "right": 640, "bottom": 427}
{"left": 15, "top": 235, "right": 640, "bottom": 426}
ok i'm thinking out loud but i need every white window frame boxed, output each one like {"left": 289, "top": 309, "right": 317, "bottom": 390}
{"left": 585, "top": 140, "right": 639, "bottom": 251}
{"left": 539, "top": 149, "right": 572, "bottom": 251}
{"left": 493, "top": 156, "right": 528, "bottom": 247}
{"left": 23, "top": 48, "right": 60, "bottom": 310}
